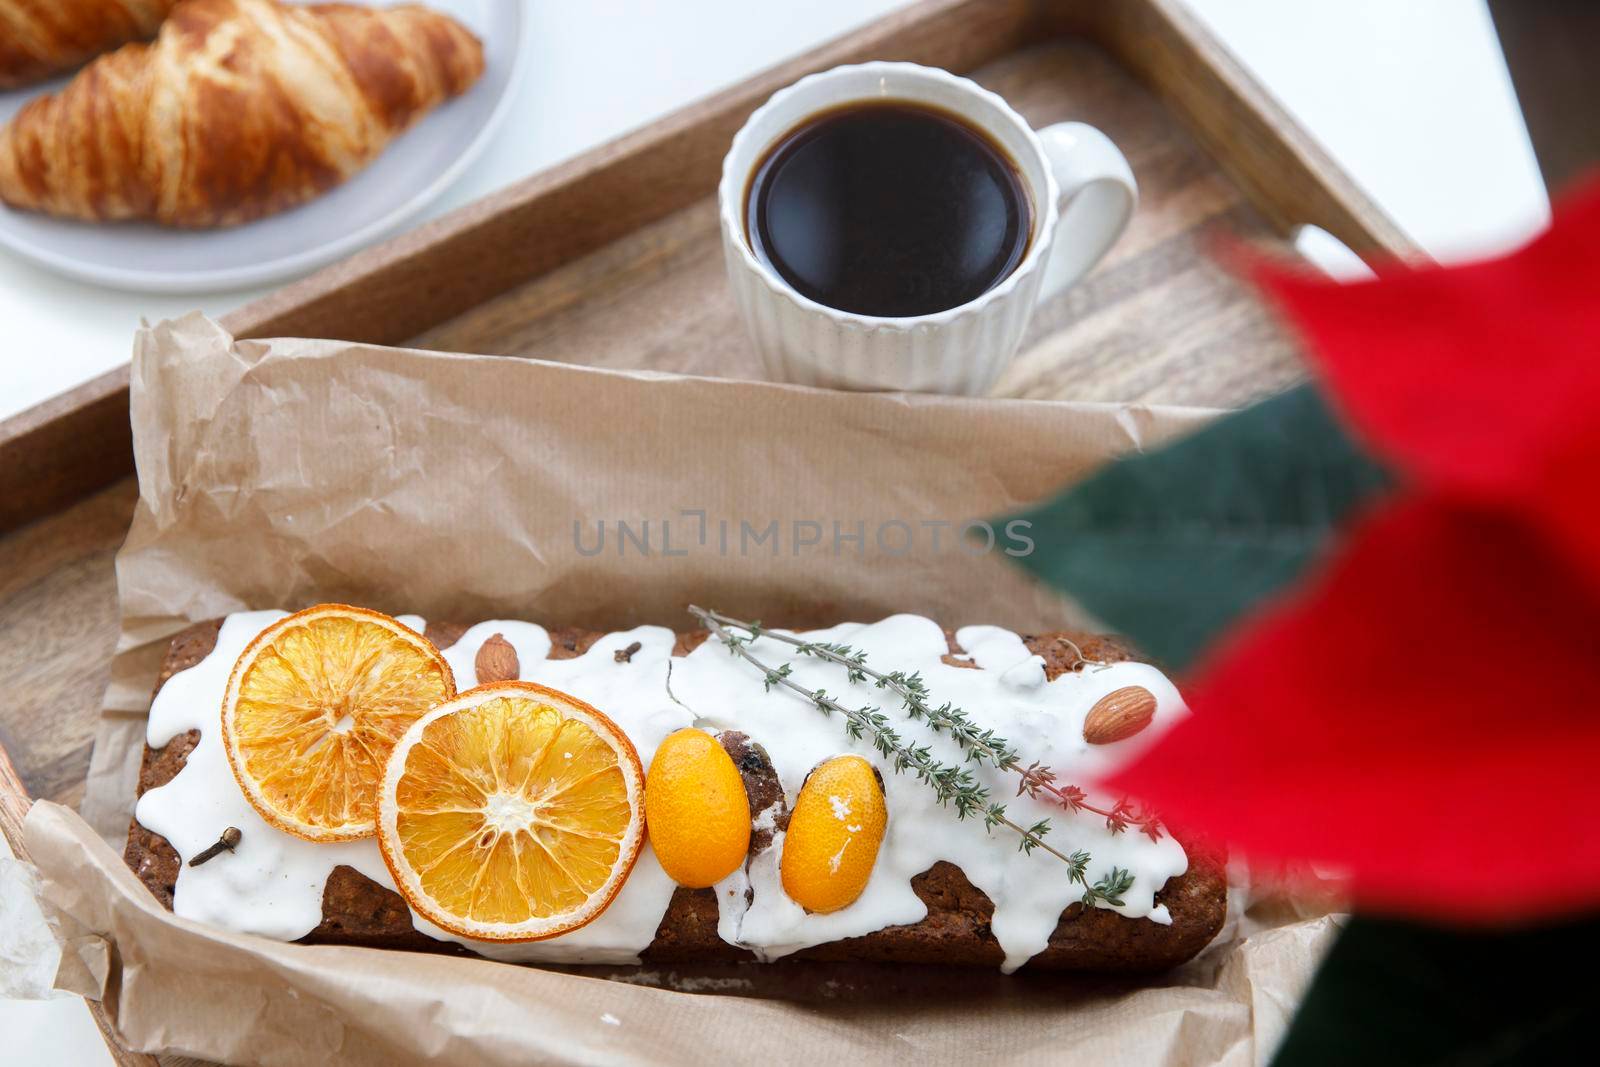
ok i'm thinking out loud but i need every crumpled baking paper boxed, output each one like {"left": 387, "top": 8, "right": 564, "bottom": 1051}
{"left": 16, "top": 314, "right": 1337, "bottom": 1065}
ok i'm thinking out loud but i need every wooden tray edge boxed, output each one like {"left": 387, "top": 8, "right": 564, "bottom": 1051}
{"left": 0, "top": 364, "right": 133, "bottom": 533}
{"left": 0, "top": 0, "right": 1411, "bottom": 537}
{"left": 1080, "top": 0, "right": 1421, "bottom": 259}
{"left": 0, "top": 751, "right": 160, "bottom": 1066}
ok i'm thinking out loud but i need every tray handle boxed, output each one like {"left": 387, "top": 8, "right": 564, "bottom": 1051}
{"left": 0, "top": 742, "right": 161, "bottom": 1067}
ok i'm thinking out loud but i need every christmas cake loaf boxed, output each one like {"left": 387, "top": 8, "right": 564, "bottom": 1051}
{"left": 124, "top": 608, "right": 1225, "bottom": 972}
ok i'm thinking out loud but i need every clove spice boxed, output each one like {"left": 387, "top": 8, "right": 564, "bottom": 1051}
{"left": 189, "top": 826, "right": 242, "bottom": 867}
{"left": 614, "top": 641, "right": 642, "bottom": 663}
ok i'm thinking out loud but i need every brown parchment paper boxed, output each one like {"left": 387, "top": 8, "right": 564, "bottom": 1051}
{"left": 24, "top": 312, "right": 1336, "bottom": 1065}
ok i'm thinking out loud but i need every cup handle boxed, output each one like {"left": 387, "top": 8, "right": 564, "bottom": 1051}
{"left": 1033, "top": 122, "right": 1138, "bottom": 303}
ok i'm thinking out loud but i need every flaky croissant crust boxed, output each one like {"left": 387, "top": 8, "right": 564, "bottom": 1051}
{"left": 0, "top": 0, "right": 179, "bottom": 89}
{"left": 0, "top": 0, "right": 484, "bottom": 227}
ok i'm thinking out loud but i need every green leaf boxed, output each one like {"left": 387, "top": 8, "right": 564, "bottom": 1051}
{"left": 1272, "top": 915, "right": 1595, "bottom": 1066}
{"left": 999, "top": 384, "right": 1393, "bottom": 670}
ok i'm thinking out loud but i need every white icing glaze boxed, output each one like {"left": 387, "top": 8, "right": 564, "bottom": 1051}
{"left": 139, "top": 612, "right": 1190, "bottom": 971}
{"left": 138, "top": 611, "right": 397, "bottom": 940}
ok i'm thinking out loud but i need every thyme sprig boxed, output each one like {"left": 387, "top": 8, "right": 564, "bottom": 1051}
{"left": 1084, "top": 866, "right": 1135, "bottom": 908}
{"left": 692, "top": 607, "right": 1163, "bottom": 841}
{"left": 689, "top": 606, "right": 1141, "bottom": 907}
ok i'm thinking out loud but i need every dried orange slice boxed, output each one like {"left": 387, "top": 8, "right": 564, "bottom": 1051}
{"left": 221, "top": 605, "right": 455, "bottom": 842}
{"left": 377, "top": 681, "right": 645, "bottom": 941}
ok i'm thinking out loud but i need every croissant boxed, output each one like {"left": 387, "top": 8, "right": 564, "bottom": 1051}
{"left": 0, "top": 0, "right": 484, "bottom": 227}
{"left": 0, "top": 0, "right": 179, "bottom": 89}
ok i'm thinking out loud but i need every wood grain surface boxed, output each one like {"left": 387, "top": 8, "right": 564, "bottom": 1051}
{"left": 0, "top": 478, "right": 135, "bottom": 810}
{"left": 0, "top": 476, "right": 159, "bottom": 1066}
{"left": 0, "top": 0, "right": 1369, "bottom": 888}
{"left": 418, "top": 37, "right": 1309, "bottom": 407}
{"left": 0, "top": 0, "right": 1412, "bottom": 540}
{"left": 0, "top": 2, "right": 1417, "bottom": 1063}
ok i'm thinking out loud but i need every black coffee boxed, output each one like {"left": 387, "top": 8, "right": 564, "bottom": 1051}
{"left": 745, "top": 101, "right": 1031, "bottom": 318}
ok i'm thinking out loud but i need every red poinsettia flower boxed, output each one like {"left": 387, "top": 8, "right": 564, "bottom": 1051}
{"left": 1107, "top": 179, "right": 1600, "bottom": 923}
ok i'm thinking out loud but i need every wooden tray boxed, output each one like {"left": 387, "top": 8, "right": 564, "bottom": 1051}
{"left": 0, "top": 2, "right": 1412, "bottom": 1060}
{"left": 0, "top": 0, "right": 1414, "bottom": 538}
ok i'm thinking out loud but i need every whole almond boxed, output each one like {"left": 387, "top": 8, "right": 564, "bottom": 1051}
{"left": 475, "top": 633, "right": 520, "bottom": 684}
{"left": 1082, "top": 686, "right": 1157, "bottom": 745}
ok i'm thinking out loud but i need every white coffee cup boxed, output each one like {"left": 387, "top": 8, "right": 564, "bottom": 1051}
{"left": 719, "top": 62, "right": 1137, "bottom": 395}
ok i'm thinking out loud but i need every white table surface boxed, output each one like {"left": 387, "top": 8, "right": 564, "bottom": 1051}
{"left": 0, "top": 1, "right": 1551, "bottom": 1061}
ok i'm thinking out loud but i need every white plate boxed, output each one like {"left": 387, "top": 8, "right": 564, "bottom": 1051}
{"left": 0, "top": 0, "right": 524, "bottom": 294}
